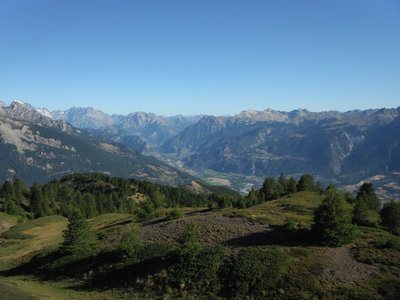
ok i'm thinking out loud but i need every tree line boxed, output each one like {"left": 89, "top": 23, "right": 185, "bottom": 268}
{"left": 312, "top": 181, "right": 400, "bottom": 246}
{"left": 1, "top": 172, "right": 398, "bottom": 239}
{"left": 0, "top": 173, "right": 215, "bottom": 220}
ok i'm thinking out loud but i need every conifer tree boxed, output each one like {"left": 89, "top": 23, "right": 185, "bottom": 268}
{"left": 261, "top": 177, "right": 279, "bottom": 200}
{"left": 278, "top": 173, "right": 288, "bottom": 196}
{"left": 352, "top": 182, "right": 380, "bottom": 226}
{"left": 30, "top": 183, "right": 47, "bottom": 217}
{"left": 356, "top": 182, "right": 380, "bottom": 210}
{"left": 3, "top": 194, "right": 20, "bottom": 215}
{"left": 287, "top": 177, "right": 297, "bottom": 193}
{"left": 61, "top": 210, "right": 94, "bottom": 256}
{"left": 1, "top": 181, "right": 16, "bottom": 202}
{"left": 380, "top": 200, "right": 400, "bottom": 235}
{"left": 312, "top": 186, "right": 354, "bottom": 246}
{"left": 352, "top": 199, "right": 371, "bottom": 226}
{"left": 297, "top": 174, "right": 316, "bottom": 192}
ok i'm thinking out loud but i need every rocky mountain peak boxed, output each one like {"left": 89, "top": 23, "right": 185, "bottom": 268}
{"left": 372, "top": 107, "right": 400, "bottom": 124}
{"left": 0, "top": 101, "right": 70, "bottom": 132}
{"left": 235, "top": 109, "right": 288, "bottom": 123}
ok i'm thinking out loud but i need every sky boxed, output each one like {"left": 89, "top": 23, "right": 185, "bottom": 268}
{"left": 0, "top": 0, "right": 399, "bottom": 116}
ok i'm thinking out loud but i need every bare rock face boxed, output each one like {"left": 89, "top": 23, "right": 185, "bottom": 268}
{"left": 1, "top": 101, "right": 71, "bottom": 132}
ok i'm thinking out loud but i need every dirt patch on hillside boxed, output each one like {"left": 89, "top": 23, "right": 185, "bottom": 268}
{"left": 140, "top": 210, "right": 269, "bottom": 245}
{"left": 320, "top": 245, "right": 379, "bottom": 287}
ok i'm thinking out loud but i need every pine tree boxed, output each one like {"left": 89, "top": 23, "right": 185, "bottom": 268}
{"left": 287, "top": 177, "right": 297, "bottom": 193}
{"left": 30, "top": 183, "right": 47, "bottom": 217}
{"left": 380, "top": 200, "right": 400, "bottom": 235}
{"left": 278, "top": 173, "right": 288, "bottom": 196}
{"left": 352, "top": 182, "right": 380, "bottom": 226}
{"left": 0, "top": 180, "right": 16, "bottom": 199}
{"left": 81, "top": 193, "right": 97, "bottom": 218}
{"left": 352, "top": 199, "right": 372, "bottom": 226}
{"left": 312, "top": 186, "right": 354, "bottom": 246}
{"left": 1, "top": 180, "right": 26, "bottom": 216}
{"left": 3, "top": 194, "right": 21, "bottom": 215}
{"left": 13, "top": 178, "right": 27, "bottom": 206}
{"left": 61, "top": 211, "right": 94, "bottom": 256}
{"left": 261, "top": 177, "right": 279, "bottom": 200}
{"left": 356, "top": 182, "right": 380, "bottom": 210}
{"left": 297, "top": 174, "right": 316, "bottom": 192}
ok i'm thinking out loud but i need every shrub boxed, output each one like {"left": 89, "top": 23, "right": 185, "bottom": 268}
{"left": 135, "top": 200, "right": 155, "bottom": 221}
{"left": 223, "top": 247, "right": 290, "bottom": 297}
{"left": 282, "top": 218, "right": 297, "bottom": 231}
{"left": 166, "top": 208, "right": 183, "bottom": 221}
{"left": 174, "top": 224, "right": 225, "bottom": 291}
{"left": 119, "top": 224, "right": 141, "bottom": 258}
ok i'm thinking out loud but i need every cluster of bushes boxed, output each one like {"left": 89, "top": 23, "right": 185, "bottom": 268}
{"left": 311, "top": 182, "right": 400, "bottom": 247}
{"left": 56, "top": 219, "right": 292, "bottom": 298}
{"left": 215, "top": 173, "right": 323, "bottom": 209}
{"left": 350, "top": 182, "right": 400, "bottom": 236}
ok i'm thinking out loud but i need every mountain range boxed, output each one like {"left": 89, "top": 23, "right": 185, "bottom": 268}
{"left": 0, "top": 101, "right": 191, "bottom": 186}
{"left": 1, "top": 100, "right": 399, "bottom": 199}
{"left": 38, "top": 106, "right": 202, "bottom": 150}
{"left": 162, "top": 108, "right": 400, "bottom": 177}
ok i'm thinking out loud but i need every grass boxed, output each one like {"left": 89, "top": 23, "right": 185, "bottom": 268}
{"left": 0, "top": 212, "right": 19, "bottom": 234}
{"left": 282, "top": 247, "right": 326, "bottom": 298}
{"left": 225, "top": 192, "right": 325, "bottom": 227}
{"left": 88, "top": 213, "right": 132, "bottom": 231}
{"left": 1, "top": 191, "right": 399, "bottom": 299}
{"left": 0, "top": 276, "right": 115, "bottom": 300}
{"left": 0, "top": 215, "right": 67, "bottom": 271}
{"left": 0, "top": 214, "right": 136, "bottom": 299}
{"left": 351, "top": 226, "right": 400, "bottom": 267}
{"left": 154, "top": 207, "right": 204, "bottom": 217}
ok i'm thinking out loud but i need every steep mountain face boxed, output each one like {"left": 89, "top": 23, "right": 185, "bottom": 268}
{"left": 0, "top": 101, "right": 191, "bottom": 186}
{"left": 50, "top": 107, "right": 114, "bottom": 129}
{"left": 48, "top": 107, "right": 202, "bottom": 149}
{"left": 342, "top": 115, "right": 400, "bottom": 178}
{"left": 160, "top": 108, "right": 400, "bottom": 185}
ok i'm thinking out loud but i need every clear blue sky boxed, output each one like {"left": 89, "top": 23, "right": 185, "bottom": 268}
{"left": 0, "top": 0, "right": 399, "bottom": 116}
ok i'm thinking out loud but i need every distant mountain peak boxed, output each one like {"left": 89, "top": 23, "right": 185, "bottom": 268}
{"left": 235, "top": 109, "right": 288, "bottom": 122}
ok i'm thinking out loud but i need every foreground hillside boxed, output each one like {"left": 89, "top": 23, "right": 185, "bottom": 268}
{"left": 0, "top": 187, "right": 399, "bottom": 299}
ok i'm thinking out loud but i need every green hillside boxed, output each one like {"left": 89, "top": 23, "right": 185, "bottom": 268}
{"left": 0, "top": 176, "right": 399, "bottom": 299}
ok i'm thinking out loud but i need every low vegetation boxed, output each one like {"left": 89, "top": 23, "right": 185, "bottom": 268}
{"left": 0, "top": 173, "right": 399, "bottom": 299}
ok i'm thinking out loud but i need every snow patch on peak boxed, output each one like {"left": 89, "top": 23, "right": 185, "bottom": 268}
{"left": 35, "top": 108, "right": 53, "bottom": 118}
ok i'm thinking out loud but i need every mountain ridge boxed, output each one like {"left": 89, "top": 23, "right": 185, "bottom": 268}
{"left": 0, "top": 101, "right": 192, "bottom": 186}
{"left": 1, "top": 100, "right": 399, "bottom": 198}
